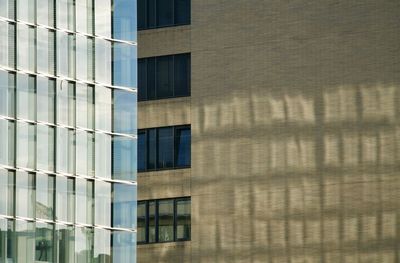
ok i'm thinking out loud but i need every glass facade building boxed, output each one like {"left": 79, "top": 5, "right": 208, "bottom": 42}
{"left": 0, "top": 0, "right": 137, "bottom": 262}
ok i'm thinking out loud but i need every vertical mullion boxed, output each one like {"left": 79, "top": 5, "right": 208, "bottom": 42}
{"left": 173, "top": 198, "right": 177, "bottom": 241}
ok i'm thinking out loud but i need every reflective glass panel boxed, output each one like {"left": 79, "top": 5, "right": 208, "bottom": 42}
{"left": 75, "top": 227, "right": 94, "bottom": 263}
{"left": 37, "top": 77, "right": 55, "bottom": 124}
{"left": 55, "top": 224, "right": 74, "bottom": 263}
{"left": 17, "top": 0, "right": 35, "bottom": 22}
{"left": 113, "top": 42, "right": 137, "bottom": 88}
{"left": 0, "top": 119, "right": 15, "bottom": 166}
{"left": 75, "top": 178, "right": 93, "bottom": 225}
{"left": 37, "top": 0, "right": 54, "bottom": 26}
{"left": 157, "top": 127, "right": 174, "bottom": 169}
{"left": 76, "top": 35, "right": 94, "bottom": 81}
{"left": 113, "top": 89, "right": 136, "bottom": 135}
{"left": 113, "top": 0, "right": 137, "bottom": 41}
{"left": 0, "top": 0, "right": 13, "bottom": 19}
{"left": 137, "top": 0, "right": 146, "bottom": 30}
{"left": 57, "top": 0, "right": 75, "bottom": 30}
{"left": 158, "top": 200, "right": 174, "bottom": 242}
{"left": 137, "top": 59, "right": 147, "bottom": 101}
{"left": 112, "top": 136, "right": 136, "bottom": 181}
{"left": 0, "top": 70, "right": 15, "bottom": 118}
{"left": 95, "top": 181, "right": 111, "bottom": 227}
{"left": 175, "top": 127, "right": 191, "bottom": 167}
{"left": 156, "top": 56, "right": 173, "bottom": 98}
{"left": 17, "top": 74, "right": 36, "bottom": 121}
{"left": 95, "top": 0, "right": 111, "bottom": 37}
{"left": 113, "top": 183, "right": 136, "bottom": 229}
{"left": 176, "top": 199, "right": 191, "bottom": 240}
{"left": 174, "top": 53, "right": 190, "bottom": 96}
{"left": 0, "top": 21, "right": 12, "bottom": 68}
{"left": 94, "top": 228, "right": 111, "bottom": 263}
{"left": 37, "top": 28, "right": 55, "bottom": 75}
{"left": 137, "top": 202, "right": 146, "bottom": 243}
{"left": 148, "top": 129, "right": 156, "bottom": 170}
{"left": 174, "top": 0, "right": 191, "bottom": 25}
{"left": 76, "top": 0, "right": 93, "bottom": 34}
{"left": 95, "top": 39, "right": 111, "bottom": 85}
{"left": 37, "top": 125, "right": 55, "bottom": 172}
{"left": 56, "top": 80, "right": 75, "bottom": 127}
{"left": 35, "top": 222, "right": 54, "bottom": 262}
{"left": 156, "top": 0, "right": 173, "bottom": 27}
{"left": 76, "top": 131, "right": 94, "bottom": 177}
{"left": 148, "top": 201, "right": 156, "bottom": 243}
{"left": 56, "top": 176, "right": 75, "bottom": 223}
{"left": 56, "top": 128, "right": 75, "bottom": 174}
{"left": 76, "top": 84, "right": 94, "bottom": 129}
{"left": 15, "top": 171, "right": 35, "bottom": 218}
{"left": 95, "top": 86, "right": 111, "bottom": 131}
{"left": 15, "top": 221, "right": 35, "bottom": 262}
{"left": 57, "top": 33, "right": 75, "bottom": 78}
{"left": 0, "top": 169, "right": 14, "bottom": 216}
{"left": 17, "top": 24, "right": 35, "bottom": 71}
{"left": 0, "top": 218, "right": 16, "bottom": 262}
{"left": 95, "top": 133, "right": 111, "bottom": 179}
{"left": 35, "top": 173, "right": 55, "bottom": 220}
{"left": 112, "top": 231, "right": 136, "bottom": 263}
{"left": 137, "top": 131, "right": 146, "bottom": 172}
{"left": 16, "top": 122, "right": 36, "bottom": 169}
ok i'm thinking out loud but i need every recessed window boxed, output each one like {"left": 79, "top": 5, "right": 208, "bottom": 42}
{"left": 138, "top": 53, "right": 190, "bottom": 101}
{"left": 138, "top": 197, "right": 191, "bottom": 244}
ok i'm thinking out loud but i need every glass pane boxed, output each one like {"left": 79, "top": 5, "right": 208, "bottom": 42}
{"left": 158, "top": 200, "right": 174, "bottom": 242}
{"left": 156, "top": 56, "right": 173, "bottom": 98}
{"left": 95, "top": 133, "right": 111, "bottom": 179}
{"left": 37, "top": 28, "right": 55, "bottom": 75}
{"left": 157, "top": 127, "right": 174, "bottom": 169}
{"left": 148, "top": 201, "right": 156, "bottom": 243}
{"left": 112, "top": 231, "right": 136, "bottom": 263}
{"left": 56, "top": 80, "right": 75, "bottom": 127}
{"left": 137, "top": 131, "right": 146, "bottom": 172}
{"left": 95, "top": 86, "right": 111, "bottom": 131}
{"left": 95, "top": 0, "right": 111, "bottom": 37}
{"left": 35, "top": 222, "right": 54, "bottom": 262}
{"left": 0, "top": 21, "right": 12, "bottom": 68}
{"left": 15, "top": 171, "right": 35, "bottom": 218}
{"left": 17, "top": 24, "right": 35, "bottom": 71}
{"left": 175, "top": 127, "right": 191, "bottom": 167}
{"left": 113, "top": 0, "right": 136, "bottom": 41}
{"left": 37, "top": 0, "right": 54, "bottom": 26}
{"left": 148, "top": 129, "right": 156, "bottom": 170}
{"left": 113, "top": 42, "right": 137, "bottom": 88}
{"left": 75, "top": 227, "right": 94, "bottom": 263}
{"left": 113, "top": 183, "right": 136, "bottom": 229}
{"left": 0, "top": 218, "right": 16, "bottom": 261}
{"left": 17, "top": 74, "right": 36, "bottom": 121}
{"left": 37, "top": 77, "right": 55, "bottom": 124}
{"left": 16, "top": 122, "right": 36, "bottom": 169}
{"left": 0, "top": 70, "right": 15, "bottom": 118}
{"left": 156, "top": 0, "right": 173, "bottom": 27}
{"left": 0, "top": 169, "right": 14, "bottom": 216}
{"left": 113, "top": 90, "right": 136, "bottom": 134}
{"left": 75, "top": 178, "right": 93, "bottom": 225}
{"left": 0, "top": 0, "right": 13, "bottom": 19}
{"left": 15, "top": 221, "right": 35, "bottom": 262}
{"left": 76, "top": 84, "right": 94, "bottom": 129}
{"left": 57, "top": 33, "right": 75, "bottom": 78}
{"left": 174, "top": 0, "right": 190, "bottom": 25}
{"left": 176, "top": 199, "right": 191, "bottom": 240}
{"left": 95, "top": 39, "right": 111, "bottom": 85}
{"left": 112, "top": 136, "right": 136, "bottom": 181}
{"left": 147, "top": 57, "right": 156, "bottom": 100}
{"left": 137, "top": 202, "right": 146, "bottom": 243}
{"left": 17, "top": 0, "right": 35, "bottom": 23}
{"left": 137, "top": 0, "right": 147, "bottom": 30}
{"left": 94, "top": 228, "right": 111, "bottom": 263}
{"left": 55, "top": 224, "right": 74, "bottom": 263}
{"left": 174, "top": 54, "right": 190, "bottom": 96}
{"left": 37, "top": 125, "right": 55, "bottom": 172}
{"left": 95, "top": 181, "right": 111, "bottom": 227}
{"left": 36, "top": 173, "right": 55, "bottom": 220}
{"left": 76, "top": 131, "right": 95, "bottom": 177}
{"left": 147, "top": 0, "right": 156, "bottom": 28}
{"left": 76, "top": 35, "right": 94, "bottom": 81}
{"left": 137, "top": 59, "right": 147, "bottom": 101}
{"left": 56, "top": 128, "right": 75, "bottom": 174}
{"left": 57, "top": 0, "right": 75, "bottom": 30}
{"left": 56, "top": 176, "right": 75, "bottom": 223}
{"left": 76, "top": 0, "right": 93, "bottom": 34}
{"left": 0, "top": 119, "right": 15, "bottom": 166}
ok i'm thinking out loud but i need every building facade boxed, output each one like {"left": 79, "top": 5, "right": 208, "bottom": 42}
{"left": 137, "top": 0, "right": 400, "bottom": 262}
{"left": 0, "top": 0, "right": 137, "bottom": 262}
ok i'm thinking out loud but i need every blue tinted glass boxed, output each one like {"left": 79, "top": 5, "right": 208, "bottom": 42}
{"left": 113, "top": 90, "right": 136, "bottom": 134}
{"left": 137, "top": 0, "right": 147, "bottom": 29}
{"left": 156, "top": 56, "right": 173, "bottom": 98}
{"left": 113, "top": 0, "right": 137, "bottom": 41}
{"left": 113, "top": 184, "right": 137, "bottom": 229}
{"left": 147, "top": 58, "right": 156, "bottom": 100}
{"left": 147, "top": 129, "right": 156, "bottom": 169}
{"left": 156, "top": 0, "right": 173, "bottom": 26}
{"left": 174, "top": 0, "right": 190, "bottom": 25}
{"left": 147, "top": 0, "right": 156, "bottom": 28}
{"left": 112, "top": 231, "right": 136, "bottom": 263}
{"left": 112, "top": 136, "right": 137, "bottom": 181}
{"left": 138, "top": 59, "right": 147, "bottom": 101}
{"left": 157, "top": 127, "right": 173, "bottom": 168}
{"left": 113, "top": 43, "right": 137, "bottom": 88}
{"left": 175, "top": 127, "right": 190, "bottom": 167}
{"left": 138, "top": 132, "right": 146, "bottom": 171}
{"left": 174, "top": 54, "right": 190, "bottom": 97}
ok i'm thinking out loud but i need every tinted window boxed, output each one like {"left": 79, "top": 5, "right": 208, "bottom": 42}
{"left": 138, "top": 0, "right": 147, "bottom": 30}
{"left": 138, "top": 59, "right": 147, "bottom": 101}
{"left": 174, "top": 0, "right": 190, "bottom": 25}
{"left": 157, "top": 127, "right": 174, "bottom": 169}
{"left": 175, "top": 127, "right": 191, "bottom": 167}
{"left": 156, "top": 56, "right": 173, "bottom": 98}
{"left": 174, "top": 54, "right": 190, "bottom": 97}
{"left": 138, "top": 131, "right": 146, "bottom": 171}
{"left": 156, "top": 0, "right": 173, "bottom": 27}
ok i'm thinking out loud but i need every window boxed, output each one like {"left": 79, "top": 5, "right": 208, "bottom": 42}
{"left": 55, "top": 176, "right": 75, "bottom": 223}
{"left": 112, "top": 183, "right": 137, "bottom": 229}
{"left": 0, "top": 21, "right": 15, "bottom": 68}
{"left": 0, "top": 71, "right": 15, "bottom": 118}
{"left": 37, "top": 0, "right": 55, "bottom": 27}
{"left": 0, "top": 119, "right": 15, "bottom": 167}
{"left": 17, "top": 24, "right": 36, "bottom": 72}
{"left": 75, "top": 178, "right": 93, "bottom": 225}
{"left": 56, "top": 80, "right": 75, "bottom": 127}
{"left": 35, "top": 222, "right": 54, "bottom": 262}
{"left": 76, "top": 35, "right": 94, "bottom": 82}
{"left": 138, "top": 197, "right": 191, "bottom": 244}
{"left": 138, "top": 125, "right": 190, "bottom": 172}
{"left": 16, "top": 122, "right": 36, "bottom": 169}
{"left": 0, "top": 169, "right": 14, "bottom": 216}
{"left": 138, "top": 0, "right": 190, "bottom": 30}
{"left": 95, "top": 180, "right": 111, "bottom": 227}
{"left": 37, "top": 77, "right": 55, "bottom": 124}
{"left": 36, "top": 124, "right": 55, "bottom": 172}
{"left": 37, "top": 28, "right": 55, "bottom": 75}
{"left": 112, "top": 136, "right": 137, "bottom": 181}
{"left": 15, "top": 171, "right": 35, "bottom": 219}
{"left": 138, "top": 53, "right": 190, "bottom": 101}
{"left": 76, "top": 84, "right": 94, "bottom": 129}
{"left": 56, "top": 127, "right": 75, "bottom": 174}
{"left": 17, "top": 74, "right": 36, "bottom": 121}
{"left": 35, "top": 173, "right": 55, "bottom": 220}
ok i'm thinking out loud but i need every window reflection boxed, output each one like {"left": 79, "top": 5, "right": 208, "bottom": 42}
{"left": 113, "top": 183, "right": 136, "bottom": 229}
{"left": 57, "top": 33, "right": 75, "bottom": 78}
{"left": 36, "top": 0, "right": 54, "bottom": 26}
{"left": 158, "top": 200, "right": 174, "bottom": 242}
{"left": 95, "top": 0, "right": 111, "bottom": 37}
{"left": 17, "top": 24, "right": 35, "bottom": 71}
{"left": 56, "top": 128, "right": 75, "bottom": 174}
{"left": 0, "top": 21, "right": 15, "bottom": 68}
{"left": 75, "top": 226, "right": 94, "bottom": 263}
{"left": 55, "top": 224, "right": 74, "bottom": 263}
{"left": 35, "top": 222, "right": 54, "bottom": 262}
{"left": 113, "top": 0, "right": 137, "bottom": 41}
{"left": 113, "top": 43, "right": 137, "bottom": 88}
{"left": 17, "top": 0, "right": 35, "bottom": 23}
{"left": 95, "top": 133, "right": 111, "bottom": 179}
{"left": 0, "top": 119, "right": 15, "bottom": 167}
{"left": 17, "top": 74, "right": 36, "bottom": 121}
{"left": 17, "top": 122, "right": 36, "bottom": 169}
{"left": 95, "top": 39, "right": 112, "bottom": 85}
{"left": 113, "top": 90, "right": 136, "bottom": 135}
{"left": 15, "top": 171, "right": 35, "bottom": 218}
{"left": 35, "top": 173, "right": 55, "bottom": 220}
{"left": 76, "top": 84, "right": 94, "bottom": 129}
{"left": 75, "top": 178, "right": 93, "bottom": 225}
{"left": 56, "top": 176, "right": 75, "bottom": 223}
{"left": 76, "top": 131, "right": 94, "bottom": 177}
{"left": 56, "top": 80, "right": 75, "bottom": 127}
{"left": 137, "top": 202, "right": 146, "bottom": 243}
{"left": 0, "top": 71, "right": 15, "bottom": 118}
{"left": 0, "top": 169, "right": 14, "bottom": 216}
{"left": 15, "top": 220, "right": 35, "bottom": 262}
{"left": 0, "top": 218, "right": 15, "bottom": 261}
{"left": 95, "top": 181, "right": 111, "bottom": 227}
{"left": 157, "top": 127, "right": 174, "bottom": 169}
{"left": 57, "top": 0, "right": 75, "bottom": 30}
{"left": 112, "top": 231, "right": 136, "bottom": 263}
{"left": 176, "top": 199, "right": 191, "bottom": 240}
{"left": 94, "top": 228, "right": 111, "bottom": 262}
{"left": 112, "top": 136, "right": 136, "bottom": 181}
{"left": 37, "top": 28, "right": 55, "bottom": 75}
{"left": 37, "top": 125, "right": 55, "bottom": 172}
{"left": 76, "top": 35, "right": 94, "bottom": 82}
{"left": 37, "top": 77, "right": 55, "bottom": 124}
{"left": 95, "top": 86, "right": 111, "bottom": 131}
{"left": 76, "top": 0, "right": 93, "bottom": 34}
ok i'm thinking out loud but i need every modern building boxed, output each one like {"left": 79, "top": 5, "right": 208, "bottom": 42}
{"left": 0, "top": 0, "right": 137, "bottom": 262}
{"left": 136, "top": 0, "right": 400, "bottom": 262}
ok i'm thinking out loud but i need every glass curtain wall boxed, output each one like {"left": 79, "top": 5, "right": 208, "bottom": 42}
{"left": 0, "top": 0, "right": 137, "bottom": 262}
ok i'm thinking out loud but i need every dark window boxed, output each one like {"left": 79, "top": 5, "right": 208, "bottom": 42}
{"left": 138, "top": 197, "right": 191, "bottom": 244}
{"left": 138, "top": 53, "right": 190, "bottom": 101}
{"left": 138, "top": 0, "right": 190, "bottom": 30}
{"left": 138, "top": 125, "right": 190, "bottom": 172}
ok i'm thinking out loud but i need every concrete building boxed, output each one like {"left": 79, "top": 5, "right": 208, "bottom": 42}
{"left": 137, "top": 0, "right": 400, "bottom": 262}
{"left": 0, "top": 0, "right": 137, "bottom": 262}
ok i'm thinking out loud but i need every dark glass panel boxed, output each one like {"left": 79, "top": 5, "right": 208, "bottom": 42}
{"left": 174, "top": 0, "right": 190, "bottom": 25}
{"left": 138, "top": 131, "right": 146, "bottom": 171}
{"left": 147, "top": 129, "right": 156, "bottom": 170}
{"left": 174, "top": 54, "right": 190, "bottom": 96}
{"left": 147, "top": 57, "right": 156, "bottom": 100}
{"left": 138, "top": 59, "right": 147, "bottom": 101}
{"left": 156, "top": 0, "right": 173, "bottom": 27}
{"left": 156, "top": 56, "right": 173, "bottom": 98}
{"left": 147, "top": 0, "right": 156, "bottom": 28}
{"left": 158, "top": 200, "right": 174, "bottom": 242}
{"left": 176, "top": 199, "right": 191, "bottom": 240}
{"left": 157, "top": 127, "right": 174, "bottom": 169}
{"left": 175, "top": 127, "right": 191, "bottom": 167}
{"left": 137, "top": 0, "right": 147, "bottom": 30}
{"left": 137, "top": 202, "right": 146, "bottom": 243}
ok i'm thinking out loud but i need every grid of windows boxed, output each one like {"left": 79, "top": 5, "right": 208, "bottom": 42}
{"left": 138, "top": 0, "right": 190, "bottom": 30}
{"left": 0, "top": 0, "right": 137, "bottom": 262}
{"left": 138, "top": 125, "right": 191, "bottom": 172}
{"left": 138, "top": 197, "right": 191, "bottom": 244}
{"left": 138, "top": 53, "right": 190, "bottom": 101}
